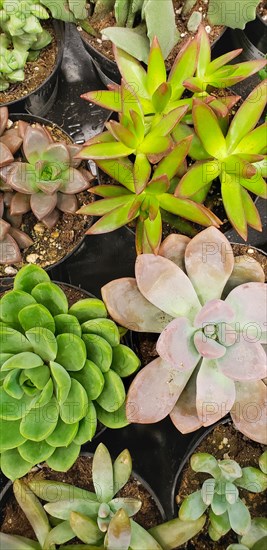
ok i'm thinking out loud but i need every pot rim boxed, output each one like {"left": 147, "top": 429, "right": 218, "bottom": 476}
{"left": 0, "top": 20, "right": 65, "bottom": 109}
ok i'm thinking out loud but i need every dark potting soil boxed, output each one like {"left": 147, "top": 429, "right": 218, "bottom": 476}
{"left": 0, "top": 23, "right": 58, "bottom": 105}
{"left": 136, "top": 244, "right": 267, "bottom": 368}
{"left": 1, "top": 455, "right": 162, "bottom": 541}
{"left": 79, "top": 0, "right": 224, "bottom": 71}
{"left": 0, "top": 122, "right": 95, "bottom": 277}
{"left": 175, "top": 422, "right": 267, "bottom": 549}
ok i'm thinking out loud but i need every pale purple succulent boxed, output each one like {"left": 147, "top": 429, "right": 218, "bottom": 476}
{"left": 102, "top": 228, "right": 267, "bottom": 444}
{"left": 5, "top": 123, "right": 91, "bottom": 228}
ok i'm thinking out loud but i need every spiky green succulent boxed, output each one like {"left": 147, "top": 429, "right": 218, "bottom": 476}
{"left": 1, "top": 443, "right": 205, "bottom": 549}
{"left": 0, "top": 265, "right": 140, "bottom": 481}
{"left": 179, "top": 451, "right": 267, "bottom": 541}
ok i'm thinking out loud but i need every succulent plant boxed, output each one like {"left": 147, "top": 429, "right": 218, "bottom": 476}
{"left": 27, "top": 443, "right": 205, "bottom": 549}
{"left": 178, "top": 451, "right": 267, "bottom": 541}
{"left": 78, "top": 140, "right": 222, "bottom": 254}
{"left": 176, "top": 80, "right": 267, "bottom": 240}
{"left": 82, "top": 27, "right": 266, "bottom": 120}
{"left": 0, "top": 0, "right": 52, "bottom": 52}
{"left": 4, "top": 121, "right": 92, "bottom": 228}
{"left": 207, "top": 0, "right": 260, "bottom": 29}
{"left": 101, "top": 227, "right": 267, "bottom": 444}
{"left": 0, "top": 34, "right": 28, "bottom": 90}
{"left": 41, "top": 0, "right": 88, "bottom": 22}
{"left": 227, "top": 518, "right": 267, "bottom": 550}
{"left": 0, "top": 264, "right": 140, "bottom": 480}
{"left": 0, "top": 214, "right": 33, "bottom": 264}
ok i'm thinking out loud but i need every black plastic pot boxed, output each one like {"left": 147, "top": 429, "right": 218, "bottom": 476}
{"left": 0, "top": 113, "right": 93, "bottom": 285}
{"left": 231, "top": 14, "right": 267, "bottom": 59}
{"left": 1, "top": 21, "right": 65, "bottom": 117}
{"left": 78, "top": 25, "right": 228, "bottom": 87}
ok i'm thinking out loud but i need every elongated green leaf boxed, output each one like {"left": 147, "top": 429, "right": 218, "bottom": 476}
{"left": 78, "top": 195, "right": 134, "bottom": 217}
{"left": 159, "top": 194, "right": 220, "bottom": 227}
{"left": 43, "top": 520, "right": 75, "bottom": 548}
{"left": 207, "top": 50, "right": 242, "bottom": 75}
{"left": 169, "top": 36, "right": 198, "bottom": 99}
{"left": 234, "top": 123, "right": 267, "bottom": 155}
{"left": 82, "top": 334, "right": 113, "bottom": 372}
{"left": 97, "top": 370, "right": 126, "bottom": 412}
{"left": 113, "top": 449, "right": 132, "bottom": 493}
{"left": 14, "top": 479, "right": 51, "bottom": 548}
{"left": 239, "top": 173, "right": 267, "bottom": 199}
{"left": 81, "top": 90, "right": 122, "bottom": 112}
{"left": 152, "top": 82, "right": 172, "bottom": 113}
{"left": 196, "top": 26, "right": 211, "bottom": 78}
{"left": 56, "top": 334, "right": 86, "bottom": 371}
{"left": 1, "top": 449, "right": 33, "bottom": 480}
{"left": 226, "top": 80, "right": 267, "bottom": 152}
{"left": 146, "top": 36, "right": 166, "bottom": 95}
{"left": 19, "top": 304, "right": 55, "bottom": 333}
{"left": 29, "top": 480, "right": 97, "bottom": 503}
{"left": 81, "top": 140, "right": 133, "bottom": 160}
{"left": 71, "top": 360, "right": 104, "bottom": 400}
{"left": 114, "top": 46, "right": 148, "bottom": 98}
{"left": 82, "top": 318, "right": 120, "bottom": 347}
{"left": 177, "top": 160, "right": 220, "bottom": 198}
{"left": 0, "top": 291, "right": 36, "bottom": 324}
{"left": 50, "top": 361, "right": 71, "bottom": 404}
{"left": 221, "top": 172, "right": 247, "bottom": 239}
{"left": 154, "top": 137, "right": 193, "bottom": 181}
{"left": 130, "top": 520, "right": 162, "bottom": 550}
{"left": 150, "top": 105, "right": 188, "bottom": 138}
{"left": 139, "top": 135, "right": 171, "bottom": 155}
{"left": 144, "top": 0, "right": 179, "bottom": 60}
{"left": 20, "top": 396, "right": 59, "bottom": 441}
{"left": 93, "top": 443, "right": 114, "bottom": 502}
{"left": 150, "top": 516, "right": 206, "bottom": 549}
{"left": 86, "top": 199, "right": 139, "bottom": 234}
{"left": 60, "top": 379, "right": 88, "bottom": 423}
{"left": 46, "top": 442, "right": 80, "bottom": 472}
{"left": 44, "top": 499, "right": 100, "bottom": 521}
{"left": 133, "top": 152, "right": 151, "bottom": 194}
{"left": 143, "top": 210, "right": 162, "bottom": 253}
{"left": 236, "top": 466, "right": 267, "bottom": 493}
{"left": 31, "top": 283, "right": 67, "bottom": 316}
{"left": 26, "top": 328, "right": 57, "bottom": 362}
{"left": 193, "top": 101, "right": 227, "bottom": 158}
{"left": 106, "top": 120, "right": 138, "bottom": 149}
{"left": 0, "top": 534, "right": 41, "bottom": 550}
{"left": 240, "top": 187, "right": 262, "bottom": 231}
{"left": 90, "top": 185, "right": 130, "bottom": 198}
{"left": 96, "top": 158, "right": 135, "bottom": 192}
{"left": 209, "top": 510, "right": 231, "bottom": 540}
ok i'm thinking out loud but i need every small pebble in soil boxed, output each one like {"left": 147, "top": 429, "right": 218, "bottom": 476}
{"left": 34, "top": 223, "right": 45, "bottom": 235}
{"left": 26, "top": 254, "right": 40, "bottom": 264}
{"left": 205, "top": 24, "right": 211, "bottom": 33}
{"left": 187, "top": 11, "right": 202, "bottom": 32}
{"left": 247, "top": 248, "right": 255, "bottom": 254}
{"left": 4, "top": 266, "right": 17, "bottom": 276}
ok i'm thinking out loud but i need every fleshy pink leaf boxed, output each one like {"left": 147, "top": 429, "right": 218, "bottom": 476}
{"left": 159, "top": 234, "right": 190, "bottom": 270}
{"left": 0, "top": 143, "right": 14, "bottom": 168}
{"left": 0, "top": 129, "right": 23, "bottom": 154}
{"left": 194, "top": 300, "right": 235, "bottom": 327}
{"left": 0, "top": 234, "right": 22, "bottom": 264}
{"left": 224, "top": 256, "right": 265, "bottom": 296}
{"left": 170, "top": 366, "right": 203, "bottom": 434}
{"left": 184, "top": 227, "right": 235, "bottom": 304}
{"left": 196, "top": 358, "right": 236, "bottom": 426}
{"left": 67, "top": 144, "right": 82, "bottom": 168}
{"left": 9, "top": 227, "right": 33, "bottom": 249}
{"left": 30, "top": 192, "right": 57, "bottom": 220}
{"left": 194, "top": 331, "right": 226, "bottom": 359}
{"left": 61, "top": 168, "right": 90, "bottom": 194}
{"left": 126, "top": 357, "right": 191, "bottom": 424}
{"left": 41, "top": 209, "right": 60, "bottom": 229}
{"left": 0, "top": 106, "right": 8, "bottom": 136}
{"left": 135, "top": 254, "right": 201, "bottom": 320}
{"left": 57, "top": 193, "right": 78, "bottom": 213}
{"left": 219, "top": 338, "right": 266, "bottom": 381}
{"left": 0, "top": 218, "right": 10, "bottom": 240}
{"left": 7, "top": 163, "right": 38, "bottom": 194}
{"left": 230, "top": 380, "right": 267, "bottom": 444}
{"left": 226, "top": 282, "right": 267, "bottom": 343}
{"left": 10, "top": 193, "right": 31, "bottom": 215}
{"left": 156, "top": 317, "right": 200, "bottom": 371}
{"left": 101, "top": 277, "right": 173, "bottom": 333}
{"left": 23, "top": 126, "right": 51, "bottom": 164}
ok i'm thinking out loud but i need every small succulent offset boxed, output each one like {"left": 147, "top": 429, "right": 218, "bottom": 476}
{"left": 176, "top": 79, "right": 267, "bottom": 240}
{"left": 24, "top": 443, "right": 205, "bottom": 549}
{"left": 0, "top": 264, "right": 140, "bottom": 481}
{"left": 227, "top": 518, "right": 267, "bottom": 550}
{"left": 0, "top": 34, "right": 28, "bottom": 91}
{"left": 102, "top": 227, "right": 267, "bottom": 444}
{"left": 178, "top": 451, "right": 267, "bottom": 541}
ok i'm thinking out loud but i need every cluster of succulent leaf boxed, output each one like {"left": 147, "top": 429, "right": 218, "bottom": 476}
{"left": 0, "top": 265, "right": 140, "bottom": 481}
{"left": 78, "top": 27, "right": 267, "bottom": 251}
{"left": 178, "top": 451, "right": 267, "bottom": 542}
{"left": 0, "top": 443, "right": 205, "bottom": 549}
{"left": 85, "top": 0, "right": 260, "bottom": 63}
{"left": 0, "top": 0, "right": 87, "bottom": 89}
{"left": 0, "top": 105, "right": 92, "bottom": 264}
{"left": 102, "top": 227, "right": 267, "bottom": 444}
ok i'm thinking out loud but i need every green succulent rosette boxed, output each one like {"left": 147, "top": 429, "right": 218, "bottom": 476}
{"left": 0, "top": 264, "right": 140, "bottom": 480}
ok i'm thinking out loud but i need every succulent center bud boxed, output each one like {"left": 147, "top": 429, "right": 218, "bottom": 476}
{"left": 97, "top": 503, "right": 112, "bottom": 532}
{"left": 203, "top": 323, "right": 218, "bottom": 340}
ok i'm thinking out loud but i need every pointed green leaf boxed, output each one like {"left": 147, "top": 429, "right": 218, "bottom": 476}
{"left": 113, "top": 449, "right": 132, "bottom": 493}
{"left": 54, "top": 314, "right": 81, "bottom": 337}
{"left": 221, "top": 172, "right": 247, "bottom": 240}
{"left": 91, "top": 185, "right": 130, "bottom": 198}
{"left": 82, "top": 334, "right": 113, "bottom": 372}
{"left": 56, "top": 334, "right": 86, "bottom": 371}
{"left": 240, "top": 187, "right": 262, "bottom": 231}
{"left": 14, "top": 264, "right": 50, "bottom": 293}
{"left": 111, "top": 344, "right": 140, "bottom": 378}
{"left": 97, "top": 370, "right": 126, "bottom": 413}
{"left": 169, "top": 36, "right": 198, "bottom": 99}
{"left": 87, "top": 199, "right": 138, "bottom": 234}
{"left": 96, "top": 158, "right": 135, "bottom": 192}
{"left": 159, "top": 193, "right": 220, "bottom": 227}
{"left": 0, "top": 418, "right": 25, "bottom": 452}
{"left": 74, "top": 401, "right": 97, "bottom": 444}
{"left": 93, "top": 443, "right": 114, "bottom": 502}
{"left": 196, "top": 26, "right": 211, "bottom": 77}
{"left": 1, "top": 448, "right": 33, "bottom": 480}
{"left": 79, "top": 195, "right": 135, "bottom": 217}
{"left": 18, "top": 439, "right": 54, "bottom": 463}
{"left": 60, "top": 378, "right": 88, "bottom": 424}
{"left": 133, "top": 152, "right": 151, "bottom": 194}
{"left": 177, "top": 160, "right": 220, "bottom": 198}
{"left": 69, "top": 299, "right": 108, "bottom": 323}
{"left": 0, "top": 291, "right": 36, "bottom": 324}
{"left": 26, "top": 328, "right": 57, "bottom": 362}
{"left": 82, "top": 318, "right": 120, "bottom": 347}
{"left": 130, "top": 520, "right": 162, "bottom": 550}
{"left": 154, "top": 137, "right": 193, "bottom": 181}
{"left": 81, "top": 90, "right": 122, "bottom": 112}
{"left": 234, "top": 123, "right": 267, "bottom": 155}
{"left": 46, "top": 441, "right": 80, "bottom": 472}
{"left": 147, "top": 37, "right": 166, "bottom": 95}
{"left": 44, "top": 499, "right": 100, "bottom": 521}
{"left": 152, "top": 82, "right": 172, "bottom": 113}
{"left": 193, "top": 101, "right": 227, "bottom": 158}
{"left": 13, "top": 478, "right": 51, "bottom": 549}
{"left": 139, "top": 134, "right": 171, "bottom": 155}
{"left": 0, "top": 534, "right": 41, "bottom": 550}
{"left": 71, "top": 360, "right": 104, "bottom": 400}
{"left": 70, "top": 511, "right": 102, "bottom": 544}
{"left": 106, "top": 120, "right": 138, "bottom": 149}
{"left": 20, "top": 396, "right": 59, "bottom": 441}
{"left": 2, "top": 352, "right": 44, "bottom": 371}
{"left": 19, "top": 304, "right": 55, "bottom": 333}
{"left": 28, "top": 480, "right": 97, "bottom": 503}
{"left": 114, "top": 46, "right": 148, "bottom": 98}
{"left": 31, "top": 282, "right": 68, "bottom": 316}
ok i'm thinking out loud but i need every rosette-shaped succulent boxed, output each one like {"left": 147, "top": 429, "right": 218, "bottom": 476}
{"left": 102, "top": 227, "right": 267, "bottom": 444}
{"left": 6, "top": 123, "right": 91, "bottom": 228}
{"left": 0, "top": 34, "right": 28, "bottom": 90}
{"left": 0, "top": 0, "right": 52, "bottom": 51}
{"left": 0, "top": 264, "right": 140, "bottom": 480}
